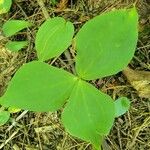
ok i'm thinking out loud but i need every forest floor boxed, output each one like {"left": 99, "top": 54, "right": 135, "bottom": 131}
{"left": 0, "top": 0, "right": 150, "bottom": 150}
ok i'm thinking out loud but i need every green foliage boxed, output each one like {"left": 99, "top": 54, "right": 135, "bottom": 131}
{"left": 2, "top": 20, "right": 31, "bottom": 52}
{"left": 0, "top": 0, "right": 12, "bottom": 14}
{"left": 75, "top": 8, "right": 138, "bottom": 80}
{"left": 6, "top": 41, "right": 28, "bottom": 52}
{"left": 62, "top": 80, "right": 115, "bottom": 149}
{"left": 0, "top": 7, "right": 138, "bottom": 149}
{"left": 2, "top": 20, "right": 32, "bottom": 37}
{"left": 35, "top": 17, "right": 74, "bottom": 61}
{"left": 50, "top": 0, "right": 58, "bottom": 5}
{"left": 0, "top": 111, "right": 10, "bottom": 126}
{"left": 1, "top": 61, "right": 77, "bottom": 111}
{"left": 115, "top": 97, "right": 130, "bottom": 117}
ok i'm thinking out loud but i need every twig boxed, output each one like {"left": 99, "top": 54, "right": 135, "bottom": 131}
{"left": 6, "top": 110, "right": 28, "bottom": 132}
{"left": 64, "top": 50, "right": 76, "bottom": 74}
{"left": 36, "top": 0, "right": 50, "bottom": 19}
{"left": 0, "top": 110, "right": 28, "bottom": 149}
{"left": 0, "top": 130, "right": 19, "bottom": 149}
{"left": 127, "top": 116, "right": 150, "bottom": 149}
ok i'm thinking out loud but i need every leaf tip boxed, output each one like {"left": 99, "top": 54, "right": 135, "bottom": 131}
{"left": 115, "top": 97, "right": 131, "bottom": 117}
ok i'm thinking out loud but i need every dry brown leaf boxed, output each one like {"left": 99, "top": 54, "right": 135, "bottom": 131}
{"left": 123, "top": 67, "right": 150, "bottom": 98}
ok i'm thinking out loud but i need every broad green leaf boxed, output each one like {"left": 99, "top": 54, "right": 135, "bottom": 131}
{"left": 6, "top": 41, "right": 28, "bottom": 52}
{"left": 2, "top": 20, "right": 32, "bottom": 37}
{"left": 62, "top": 80, "right": 115, "bottom": 149}
{"left": 0, "top": 61, "right": 77, "bottom": 112}
{"left": 0, "top": 0, "right": 12, "bottom": 14}
{"left": 0, "top": 111, "right": 10, "bottom": 126}
{"left": 114, "top": 97, "right": 130, "bottom": 117}
{"left": 35, "top": 17, "right": 74, "bottom": 61}
{"left": 75, "top": 8, "right": 138, "bottom": 80}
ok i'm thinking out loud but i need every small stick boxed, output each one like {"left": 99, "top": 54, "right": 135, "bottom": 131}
{"left": 6, "top": 110, "right": 28, "bottom": 132}
{"left": 0, "top": 130, "right": 18, "bottom": 149}
{"left": 127, "top": 116, "right": 150, "bottom": 149}
{"left": 0, "top": 110, "right": 28, "bottom": 148}
{"left": 36, "top": 0, "right": 50, "bottom": 19}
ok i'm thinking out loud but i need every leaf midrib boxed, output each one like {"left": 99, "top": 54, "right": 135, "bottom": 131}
{"left": 39, "top": 23, "right": 64, "bottom": 60}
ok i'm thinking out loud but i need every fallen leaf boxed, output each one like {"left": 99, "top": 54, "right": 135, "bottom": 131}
{"left": 123, "top": 67, "right": 150, "bottom": 98}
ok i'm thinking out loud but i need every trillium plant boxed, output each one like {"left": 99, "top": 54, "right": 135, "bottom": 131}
{"left": 0, "top": 7, "right": 138, "bottom": 150}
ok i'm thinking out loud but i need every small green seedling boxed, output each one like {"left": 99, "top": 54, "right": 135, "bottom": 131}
{"left": 2, "top": 20, "right": 32, "bottom": 37}
{"left": 2, "top": 20, "right": 32, "bottom": 51}
{"left": 5, "top": 41, "right": 28, "bottom": 52}
{"left": 0, "top": 0, "right": 12, "bottom": 14}
{"left": 0, "top": 8, "right": 138, "bottom": 149}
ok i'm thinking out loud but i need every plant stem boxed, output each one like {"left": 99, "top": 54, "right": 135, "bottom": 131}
{"left": 64, "top": 50, "right": 76, "bottom": 74}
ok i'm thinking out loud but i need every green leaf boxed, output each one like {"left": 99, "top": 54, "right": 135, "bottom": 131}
{"left": 62, "top": 80, "right": 115, "bottom": 149}
{"left": 114, "top": 97, "right": 130, "bottom": 117}
{"left": 35, "top": 17, "right": 74, "bottom": 61}
{"left": 8, "top": 106, "right": 21, "bottom": 113}
{"left": 51, "top": 0, "right": 58, "bottom": 5}
{"left": 2, "top": 20, "right": 32, "bottom": 37}
{"left": 75, "top": 8, "right": 138, "bottom": 80}
{"left": 0, "top": 0, "right": 12, "bottom": 14}
{"left": 6, "top": 41, "right": 28, "bottom": 52}
{"left": 0, "top": 61, "right": 77, "bottom": 112}
{"left": 0, "top": 111, "right": 10, "bottom": 126}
